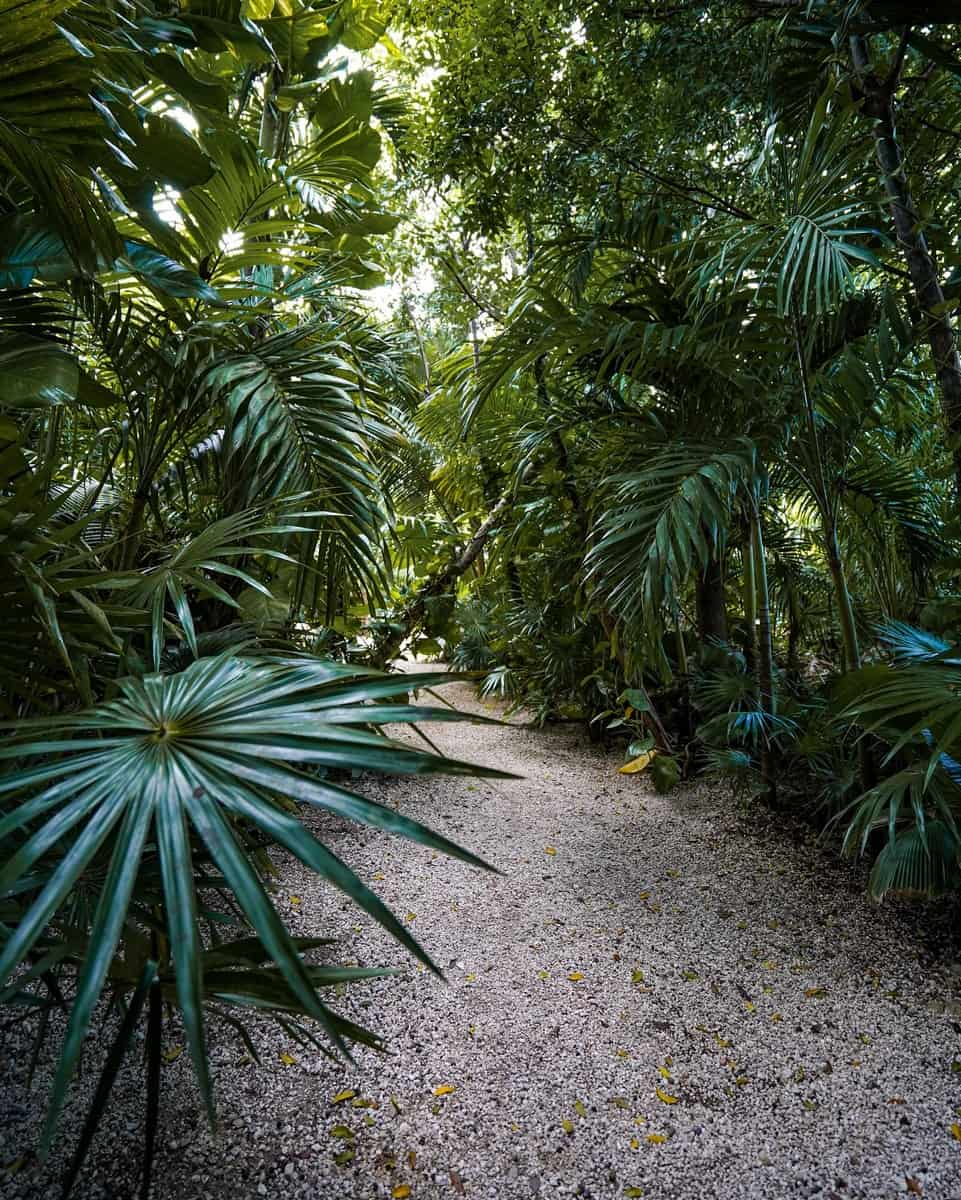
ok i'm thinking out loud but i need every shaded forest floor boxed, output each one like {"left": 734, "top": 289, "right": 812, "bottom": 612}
{"left": 4, "top": 680, "right": 961, "bottom": 1200}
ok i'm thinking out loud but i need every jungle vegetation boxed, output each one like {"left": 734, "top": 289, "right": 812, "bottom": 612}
{"left": 2, "top": 0, "right": 961, "bottom": 1190}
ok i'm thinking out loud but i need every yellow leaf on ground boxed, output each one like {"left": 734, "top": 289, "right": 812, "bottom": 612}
{"left": 405, "top": 912, "right": 416, "bottom": 922}
{"left": 655, "top": 1086, "right": 678, "bottom": 1105}
{"left": 545, "top": 846, "right": 557, "bottom": 855}
{"left": 629, "top": 1137, "right": 639, "bottom": 1149}
{"left": 646, "top": 1134, "right": 667, "bottom": 1144}
{"left": 574, "top": 1100, "right": 587, "bottom": 1118}
{"left": 657, "top": 1066, "right": 671, "bottom": 1080}
{"left": 466, "top": 973, "right": 477, "bottom": 983}
{"left": 568, "top": 971, "right": 585, "bottom": 982}
{"left": 290, "top": 895, "right": 300, "bottom": 906}
{"left": 561, "top": 1119, "right": 574, "bottom": 1134}
{"left": 434, "top": 1085, "right": 456, "bottom": 1096}
{"left": 392, "top": 1187, "right": 411, "bottom": 1199}
{"left": 162, "top": 1046, "right": 183, "bottom": 1063}
{"left": 631, "top": 969, "right": 645, "bottom": 984}
{"left": 625, "top": 1189, "right": 644, "bottom": 1197}
{"left": 538, "top": 970, "right": 549, "bottom": 980}
{"left": 332, "top": 1089, "right": 355, "bottom": 1104}
{"left": 279, "top": 1052, "right": 297, "bottom": 1066}
{"left": 373, "top": 872, "right": 385, "bottom": 881}
{"left": 330, "top": 1125, "right": 353, "bottom": 1139}
{"left": 804, "top": 987, "right": 827, "bottom": 998}
{"left": 950, "top": 1123, "right": 961, "bottom": 1143}
{"left": 619, "top": 751, "right": 655, "bottom": 775}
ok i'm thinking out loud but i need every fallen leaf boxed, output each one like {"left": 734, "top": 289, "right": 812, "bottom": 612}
{"left": 617, "top": 1049, "right": 630, "bottom": 1059}
{"left": 332, "top": 1089, "right": 355, "bottom": 1104}
{"left": 333, "top": 1149, "right": 355, "bottom": 1166}
{"left": 450, "top": 1170, "right": 465, "bottom": 1195}
{"left": 657, "top": 1065, "right": 671, "bottom": 1080}
{"left": 951, "top": 1123, "right": 961, "bottom": 1143}
{"left": 392, "top": 1188, "right": 411, "bottom": 1199}
{"left": 330, "top": 1125, "right": 353, "bottom": 1139}
{"left": 466, "top": 973, "right": 477, "bottom": 982}
{"left": 620, "top": 751, "right": 655, "bottom": 774}
{"left": 631, "top": 969, "right": 645, "bottom": 984}
{"left": 537, "top": 970, "right": 549, "bottom": 981}
{"left": 804, "top": 987, "right": 827, "bottom": 998}
{"left": 629, "top": 1137, "right": 639, "bottom": 1149}
{"left": 646, "top": 1134, "right": 667, "bottom": 1144}
{"left": 625, "top": 1189, "right": 644, "bottom": 1197}
{"left": 574, "top": 1100, "right": 587, "bottom": 1118}
{"left": 568, "top": 971, "right": 585, "bottom": 982}
{"left": 771, "top": 1013, "right": 783, "bottom": 1023}
{"left": 655, "top": 1086, "right": 678, "bottom": 1105}
{"left": 162, "top": 1045, "right": 183, "bottom": 1064}
{"left": 290, "top": 895, "right": 301, "bottom": 906}
{"left": 408, "top": 1151, "right": 417, "bottom": 1169}
{"left": 906, "top": 1178, "right": 923, "bottom": 1196}
{"left": 405, "top": 912, "right": 416, "bottom": 922}
{"left": 561, "top": 1118, "right": 574, "bottom": 1135}
{"left": 279, "top": 1052, "right": 297, "bottom": 1066}
{"left": 373, "top": 872, "right": 385, "bottom": 881}
{"left": 545, "top": 846, "right": 557, "bottom": 856}
{"left": 713, "top": 1034, "right": 732, "bottom": 1049}
{"left": 433, "top": 1085, "right": 456, "bottom": 1096}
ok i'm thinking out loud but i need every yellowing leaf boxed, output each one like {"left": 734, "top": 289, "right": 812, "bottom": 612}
{"left": 545, "top": 846, "right": 557, "bottom": 856}
{"left": 289, "top": 895, "right": 301, "bottom": 906}
{"left": 466, "top": 973, "right": 477, "bottom": 983}
{"left": 561, "top": 1119, "right": 574, "bottom": 1135}
{"left": 574, "top": 1100, "right": 587, "bottom": 1118}
{"left": 655, "top": 1086, "right": 678, "bottom": 1105}
{"left": 373, "top": 872, "right": 385, "bottom": 881}
{"left": 625, "top": 1189, "right": 644, "bottom": 1197}
{"left": 434, "top": 1084, "right": 456, "bottom": 1096}
{"left": 332, "top": 1089, "right": 355, "bottom": 1104}
{"left": 279, "top": 1052, "right": 297, "bottom": 1066}
{"left": 950, "top": 1123, "right": 961, "bottom": 1143}
{"left": 537, "top": 970, "right": 549, "bottom": 981}
{"left": 392, "top": 1188, "right": 411, "bottom": 1199}
{"left": 646, "top": 1134, "right": 667, "bottom": 1144}
{"left": 629, "top": 1137, "right": 639, "bottom": 1149}
{"left": 568, "top": 971, "right": 585, "bottom": 981}
{"left": 631, "top": 969, "right": 645, "bottom": 984}
{"left": 771, "top": 1013, "right": 783, "bottom": 1023}
{"left": 804, "top": 987, "right": 826, "bottom": 998}
{"left": 713, "top": 1034, "right": 732, "bottom": 1049}
{"left": 620, "top": 751, "right": 655, "bottom": 775}
{"left": 617, "top": 1049, "right": 630, "bottom": 1059}
{"left": 405, "top": 912, "right": 416, "bottom": 922}
{"left": 162, "top": 1045, "right": 183, "bottom": 1063}
{"left": 657, "top": 1066, "right": 671, "bottom": 1080}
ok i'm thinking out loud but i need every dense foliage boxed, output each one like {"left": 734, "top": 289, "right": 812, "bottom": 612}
{"left": 4, "top": 0, "right": 961, "bottom": 1190}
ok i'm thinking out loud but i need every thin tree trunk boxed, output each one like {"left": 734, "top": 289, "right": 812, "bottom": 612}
{"left": 750, "top": 501, "right": 777, "bottom": 803}
{"left": 849, "top": 30, "right": 961, "bottom": 502}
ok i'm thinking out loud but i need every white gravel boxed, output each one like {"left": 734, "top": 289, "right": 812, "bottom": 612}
{"left": 3, "top": 678, "right": 961, "bottom": 1200}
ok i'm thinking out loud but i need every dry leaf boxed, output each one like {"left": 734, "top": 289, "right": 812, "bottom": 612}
{"left": 950, "top": 1123, "right": 961, "bottom": 1143}
{"left": 405, "top": 912, "right": 416, "bottom": 922}
{"left": 162, "top": 1045, "right": 183, "bottom": 1063}
{"left": 655, "top": 1086, "right": 678, "bottom": 1105}
{"left": 657, "top": 1066, "right": 671, "bottom": 1080}
{"left": 906, "top": 1179, "right": 923, "bottom": 1196}
{"left": 545, "top": 846, "right": 557, "bottom": 856}
{"left": 392, "top": 1188, "right": 411, "bottom": 1199}
{"left": 279, "top": 1052, "right": 297, "bottom": 1066}
{"left": 568, "top": 971, "right": 585, "bottom": 982}
{"left": 408, "top": 1151, "right": 417, "bottom": 1169}
{"left": 629, "top": 1137, "right": 639, "bottom": 1150}
{"left": 804, "top": 987, "right": 826, "bottom": 998}
{"left": 646, "top": 1133, "right": 667, "bottom": 1144}
{"left": 450, "top": 1170, "right": 465, "bottom": 1196}
{"left": 434, "top": 1085, "right": 456, "bottom": 1096}
{"left": 290, "top": 895, "right": 301, "bottom": 906}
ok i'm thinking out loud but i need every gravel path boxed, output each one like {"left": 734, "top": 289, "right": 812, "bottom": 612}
{"left": 3, "top": 678, "right": 961, "bottom": 1200}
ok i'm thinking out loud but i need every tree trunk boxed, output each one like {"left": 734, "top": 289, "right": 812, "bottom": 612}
{"left": 850, "top": 31, "right": 961, "bottom": 503}
{"left": 751, "top": 504, "right": 777, "bottom": 804}
{"left": 694, "top": 552, "right": 728, "bottom": 644}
